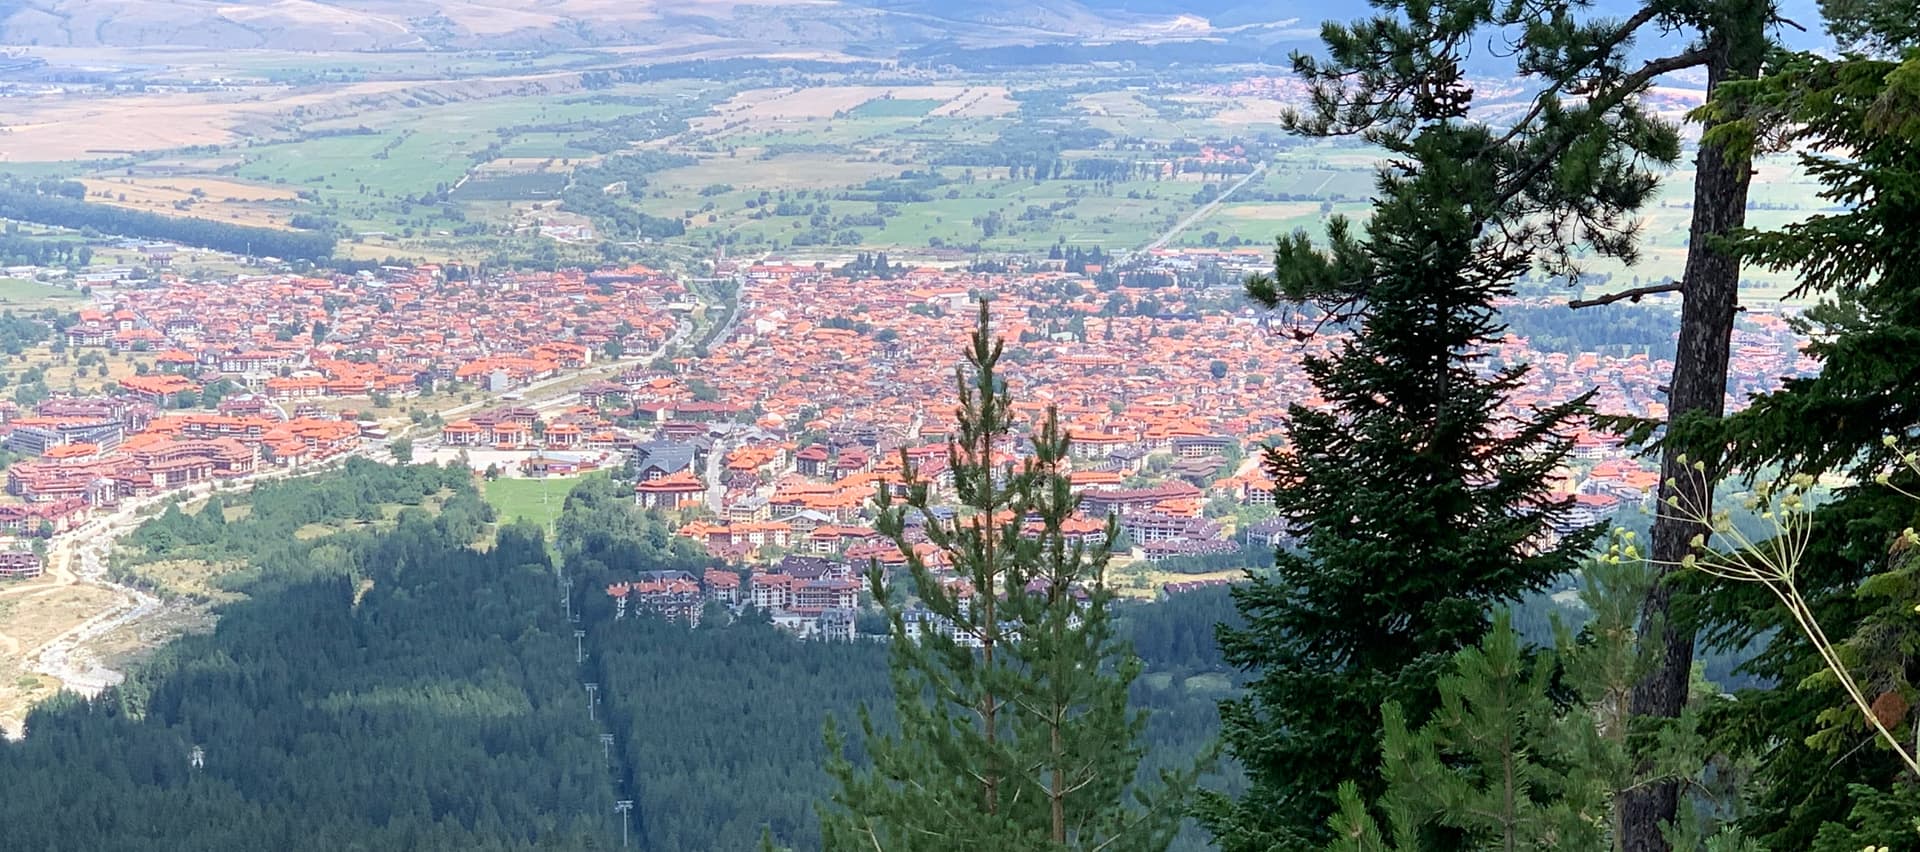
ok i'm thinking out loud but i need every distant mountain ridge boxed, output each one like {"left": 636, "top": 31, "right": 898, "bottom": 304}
{"left": 0, "top": 0, "right": 1319, "bottom": 52}
{"left": 0, "top": 0, "right": 1824, "bottom": 56}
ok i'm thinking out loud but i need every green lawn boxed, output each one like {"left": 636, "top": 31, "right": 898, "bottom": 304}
{"left": 484, "top": 476, "right": 583, "bottom": 529}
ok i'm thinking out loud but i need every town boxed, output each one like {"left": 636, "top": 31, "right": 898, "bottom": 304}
{"left": 0, "top": 248, "right": 1814, "bottom": 643}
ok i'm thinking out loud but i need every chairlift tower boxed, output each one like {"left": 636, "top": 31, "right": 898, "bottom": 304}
{"left": 613, "top": 799, "right": 634, "bottom": 848}
{"left": 585, "top": 682, "right": 599, "bottom": 720}
{"left": 574, "top": 629, "right": 587, "bottom": 663}
{"left": 600, "top": 733, "right": 615, "bottom": 762}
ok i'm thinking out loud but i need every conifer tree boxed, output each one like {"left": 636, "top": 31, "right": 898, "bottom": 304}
{"left": 1200, "top": 117, "right": 1607, "bottom": 850}
{"left": 820, "top": 301, "right": 1193, "bottom": 851}
{"left": 1328, "top": 556, "right": 1746, "bottom": 851}
{"left": 1202, "top": 0, "right": 1789, "bottom": 844}
{"left": 1671, "top": 22, "right": 1920, "bottom": 845}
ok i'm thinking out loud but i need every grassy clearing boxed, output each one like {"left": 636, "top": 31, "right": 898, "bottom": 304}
{"left": 1108, "top": 564, "right": 1242, "bottom": 600}
{"left": 484, "top": 476, "right": 582, "bottom": 529}
{"left": 132, "top": 558, "right": 249, "bottom": 603}
{"left": 0, "top": 279, "right": 80, "bottom": 309}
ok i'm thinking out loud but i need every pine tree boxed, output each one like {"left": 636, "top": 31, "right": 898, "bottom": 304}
{"left": 819, "top": 301, "right": 1194, "bottom": 851}
{"left": 1190, "top": 0, "right": 1698, "bottom": 832}
{"left": 1200, "top": 117, "right": 1606, "bottom": 849}
{"left": 1329, "top": 556, "right": 1747, "bottom": 851}
{"left": 1199, "top": 0, "right": 1785, "bottom": 845}
{"left": 1672, "top": 25, "right": 1920, "bottom": 847}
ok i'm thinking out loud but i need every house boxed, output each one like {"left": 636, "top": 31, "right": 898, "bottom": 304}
{"left": 750, "top": 572, "right": 794, "bottom": 611}
{"left": 1106, "top": 447, "right": 1149, "bottom": 474}
{"left": 703, "top": 569, "right": 742, "bottom": 606}
{"left": 1081, "top": 483, "right": 1203, "bottom": 518}
{"left": 1243, "top": 516, "right": 1296, "bottom": 549}
{"left": 1169, "top": 434, "right": 1236, "bottom": 459}
{"left": 794, "top": 445, "right": 832, "bottom": 478}
{"left": 1120, "top": 512, "right": 1221, "bottom": 545}
{"left": 607, "top": 571, "right": 704, "bottom": 625}
{"left": 5, "top": 419, "right": 125, "bottom": 456}
{"left": 790, "top": 578, "right": 860, "bottom": 614}
{"left": 818, "top": 607, "right": 857, "bottom": 642}
{"left": 118, "top": 374, "right": 200, "bottom": 405}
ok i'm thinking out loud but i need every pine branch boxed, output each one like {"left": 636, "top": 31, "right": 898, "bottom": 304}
{"left": 1567, "top": 281, "right": 1683, "bottom": 309}
{"left": 1484, "top": 5, "right": 1663, "bottom": 151}
{"left": 1490, "top": 48, "right": 1714, "bottom": 212}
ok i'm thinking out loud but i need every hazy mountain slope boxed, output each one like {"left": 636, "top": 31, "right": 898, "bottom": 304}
{"left": 0, "top": 0, "right": 1827, "bottom": 54}
{"left": 0, "top": 0, "right": 1201, "bottom": 50}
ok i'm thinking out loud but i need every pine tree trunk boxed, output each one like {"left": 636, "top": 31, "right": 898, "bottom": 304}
{"left": 1052, "top": 712, "right": 1067, "bottom": 844}
{"left": 981, "top": 423, "right": 1001, "bottom": 817}
{"left": 1620, "top": 10, "right": 1764, "bottom": 849}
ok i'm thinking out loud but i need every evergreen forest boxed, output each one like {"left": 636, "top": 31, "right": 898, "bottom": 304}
{"left": 0, "top": 465, "right": 1239, "bottom": 850}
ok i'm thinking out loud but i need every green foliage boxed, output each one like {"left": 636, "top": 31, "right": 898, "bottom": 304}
{"left": 0, "top": 178, "right": 335, "bottom": 260}
{"left": 1499, "top": 301, "right": 1678, "bottom": 359}
{"left": 1807, "top": 784, "right": 1920, "bottom": 850}
{"left": 1204, "top": 0, "right": 1723, "bottom": 842}
{"left": 125, "top": 458, "right": 482, "bottom": 568}
{"left": 822, "top": 302, "right": 1196, "bottom": 850}
{"left": 1331, "top": 559, "right": 1745, "bottom": 851}
{"left": 560, "top": 151, "right": 695, "bottom": 240}
{"left": 592, "top": 613, "right": 892, "bottom": 851}
{"left": 1206, "top": 126, "right": 1604, "bottom": 852}
{"left": 1684, "top": 32, "right": 1920, "bottom": 851}
{"left": 0, "top": 487, "right": 605, "bottom": 850}
{"left": 555, "top": 474, "right": 708, "bottom": 577}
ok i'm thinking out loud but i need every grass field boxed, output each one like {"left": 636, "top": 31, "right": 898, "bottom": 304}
{"left": 78, "top": 176, "right": 305, "bottom": 230}
{"left": 0, "top": 279, "right": 80, "bottom": 309}
{"left": 484, "top": 476, "right": 583, "bottom": 529}
{"left": 847, "top": 98, "right": 946, "bottom": 118}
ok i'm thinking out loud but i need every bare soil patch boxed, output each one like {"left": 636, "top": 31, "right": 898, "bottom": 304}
{"left": 0, "top": 582, "right": 123, "bottom": 736}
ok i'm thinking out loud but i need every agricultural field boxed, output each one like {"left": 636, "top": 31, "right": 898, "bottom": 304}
{"left": 77, "top": 176, "right": 306, "bottom": 230}
{"left": 0, "top": 46, "right": 1835, "bottom": 293}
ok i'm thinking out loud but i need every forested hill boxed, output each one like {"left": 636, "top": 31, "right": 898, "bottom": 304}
{"left": 0, "top": 469, "right": 1242, "bottom": 850}
{"left": 0, "top": 466, "right": 616, "bottom": 851}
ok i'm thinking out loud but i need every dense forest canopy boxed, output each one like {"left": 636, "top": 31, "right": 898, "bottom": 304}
{"left": 0, "top": 466, "right": 1242, "bottom": 851}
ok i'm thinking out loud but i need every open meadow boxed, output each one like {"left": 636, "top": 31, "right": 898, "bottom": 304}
{"left": 0, "top": 279, "right": 81, "bottom": 310}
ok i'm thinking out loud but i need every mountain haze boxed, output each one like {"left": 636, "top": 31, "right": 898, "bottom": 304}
{"left": 0, "top": 0, "right": 1308, "bottom": 52}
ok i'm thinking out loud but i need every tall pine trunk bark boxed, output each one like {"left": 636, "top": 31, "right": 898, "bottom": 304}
{"left": 1621, "top": 9, "right": 1765, "bottom": 849}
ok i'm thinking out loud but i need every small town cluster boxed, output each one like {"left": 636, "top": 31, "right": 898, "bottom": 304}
{"left": 0, "top": 254, "right": 1813, "bottom": 643}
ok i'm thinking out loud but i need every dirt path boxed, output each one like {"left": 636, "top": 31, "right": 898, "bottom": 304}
{"left": 0, "top": 459, "right": 362, "bottom": 737}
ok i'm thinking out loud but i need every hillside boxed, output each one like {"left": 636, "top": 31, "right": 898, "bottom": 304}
{"left": 0, "top": 0, "right": 1290, "bottom": 51}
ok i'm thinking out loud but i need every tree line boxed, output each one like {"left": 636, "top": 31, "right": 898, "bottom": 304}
{"left": 0, "top": 179, "right": 336, "bottom": 261}
{"left": 0, "top": 466, "right": 617, "bottom": 851}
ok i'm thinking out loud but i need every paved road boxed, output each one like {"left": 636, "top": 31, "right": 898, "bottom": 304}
{"left": 1135, "top": 163, "right": 1269, "bottom": 256}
